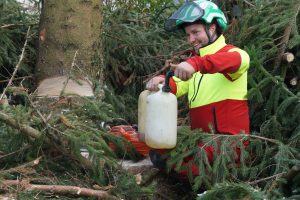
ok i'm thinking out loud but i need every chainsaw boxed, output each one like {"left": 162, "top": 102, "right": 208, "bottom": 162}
{"left": 109, "top": 125, "right": 150, "bottom": 157}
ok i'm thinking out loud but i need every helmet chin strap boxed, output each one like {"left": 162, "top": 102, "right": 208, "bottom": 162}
{"left": 204, "top": 24, "right": 216, "bottom": 45}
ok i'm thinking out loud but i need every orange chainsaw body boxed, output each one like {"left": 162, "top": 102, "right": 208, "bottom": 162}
{"left": 109, "top": 125, "right": 150, "bottom": 157}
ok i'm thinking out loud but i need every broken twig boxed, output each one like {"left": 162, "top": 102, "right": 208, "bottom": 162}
{"left": 0, "top": 180, "right": 118, "bottom": 199}
{"left": 60, "top": 50, "right": 79, "bottom": 97}
{"left": 1, "top": 157, "right": 41, "bottom": 175}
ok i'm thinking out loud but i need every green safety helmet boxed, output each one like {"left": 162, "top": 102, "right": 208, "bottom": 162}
{"left": 165, "top": 0, "right": 227, "bottom": 32}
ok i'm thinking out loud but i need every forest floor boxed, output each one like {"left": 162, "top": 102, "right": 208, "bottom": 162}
{"left": 123, "top": 157, "right": 197, "bottom": 200}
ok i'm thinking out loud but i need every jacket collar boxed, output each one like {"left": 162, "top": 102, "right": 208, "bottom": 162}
{"left": 199, "top": 35, "right": 226, "bottom": 56}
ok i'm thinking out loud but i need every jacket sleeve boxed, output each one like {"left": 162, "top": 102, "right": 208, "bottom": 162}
{"left": 157, "top": 75, "right": 189, "bottom": 97}
{"left": 169, "top": 76, "right": 190, "bottom": 98}
{"left": 186, "top": 48, "right": 250, "bottom": 81}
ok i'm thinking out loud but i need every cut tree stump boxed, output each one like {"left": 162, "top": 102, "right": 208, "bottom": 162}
{"left": 119, "top": 157, "right": 154, "bottom": 174}
{"left": 119, "top": 157, "right": 159, "bottom": 185}
{"left": 36, "top": 76, "right": 94, "bottom": 97}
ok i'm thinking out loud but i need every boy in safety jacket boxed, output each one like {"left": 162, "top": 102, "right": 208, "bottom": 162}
{"left": 146, "top": 0, "right": 250, "bottom": 176}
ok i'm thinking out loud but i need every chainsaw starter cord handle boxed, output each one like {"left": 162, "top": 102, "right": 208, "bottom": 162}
{"left": 162, "top": 70, "right": 174, "bottom": 93}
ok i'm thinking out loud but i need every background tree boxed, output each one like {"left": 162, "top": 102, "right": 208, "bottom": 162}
{"left": 35, "top": 0, "right": 103, "bottom": 97}
{"left": 0, "top": 0, "right": 38, "bottom": 93}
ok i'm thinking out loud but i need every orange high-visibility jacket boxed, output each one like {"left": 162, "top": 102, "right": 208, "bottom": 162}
{"left": 170, "top": 35, "right": 250, "bottom": 134}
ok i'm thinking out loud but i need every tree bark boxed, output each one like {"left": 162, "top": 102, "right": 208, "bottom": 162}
{"left": 35, "top": 0, "right": 103, "bottom": 96}
{"left": 273, "top": 24, "right": 292, "bottom": 72}
{"left": 273, "top": 2, "right": 300, "bottom": 72}
{"left": 0, "top": 111, "right": 44, "bottom": 141}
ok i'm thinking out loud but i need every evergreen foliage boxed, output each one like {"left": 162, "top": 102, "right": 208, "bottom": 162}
{"left": 237, "top": 0, "right": 300, "bottom": 157}
{"left": 183, "top": 0, "right": 300, "bottom": 198}
{"left": 0, "top": 94, "right": 150, "bottom": 199}
{"left": 197, "top": 182, "right": 266, "bottom": 200}
{"left": 102, "top": 0, "right": 188, "bottom": 93}
{"left": 0, "top": 1, "right": 156, "bottom": 198}
{"left": 0, "top": 0, "right": 38, "bottom": 90}
{"left": 1, "top": 0, "right": 300, "bottom": 199}
{"left": 166, "top": 127, "right": 299, "bottom": 197}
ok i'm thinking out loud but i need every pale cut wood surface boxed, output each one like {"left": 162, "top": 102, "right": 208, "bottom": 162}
{"left": 36, "top": 76, "right": 94, "bottom": 97}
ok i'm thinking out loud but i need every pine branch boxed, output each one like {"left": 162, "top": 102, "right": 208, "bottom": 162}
{"left": 0, "top": 24, "right": 17, "bottom": 28}
{"left": 197, "top": 182, "right": 266, "bottom": 200}
{"left": 198, "top": 133, "right": 281, "bottom": 145}
{"left": 0, "top": 76, "right": 33, "bottom": 84}
{"left": 0, "top": 111, "right": 45, "bottom": 141}
{"left": 248, "top": 172, "right": 285, "bottom": 185}
{"left": 247, "top": 134, "right": 281, "bottom": 145}
{"left": 243, "top": 0, "right": 255, "bottom": 7}
{"left": 0, "top": 110, "right": 93, "bottom": 170}
{"left": 257, "top": 63, "right": 295, "bottom": 97}
{"left": 0, "top": 27, "right": 30, "bottom": 101}
{"left": 273, "top": 25, "right": 292, "bottom": 71}
{"left": 1, "top": 157, "right": 41, "bottom": 174}
{"left": 0, "top": 23, "right": 37, "bottom": 29}
{"left": 0, "top": 145, "right": 31, "bottom": 160}
{"left": 0, "top": 180, "right": 118, "bottom": 200}
{"left": 273, "top": 1, "right": 300, "bottom": 72}
{"left": 60, "top": 50, "right": 79, "bottom": 97}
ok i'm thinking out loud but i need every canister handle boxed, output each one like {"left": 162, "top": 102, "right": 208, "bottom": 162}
{"left": 162, "top": 70, "right": 174, "bottom": 93}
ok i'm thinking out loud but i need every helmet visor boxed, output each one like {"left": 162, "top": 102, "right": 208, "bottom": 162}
{"left": 165, "top": 1, "right": 204, "bottom": 32}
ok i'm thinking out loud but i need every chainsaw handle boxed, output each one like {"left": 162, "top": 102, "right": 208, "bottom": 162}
{"left": 162, "top": 70, "right": 174, "bottom": 92}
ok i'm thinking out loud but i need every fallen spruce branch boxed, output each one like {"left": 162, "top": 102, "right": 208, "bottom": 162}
{"left": 0, "top": 110, "right": 93, "bottom": 170}
{"left": 0, "top": 111, "right": 152, "bottom": 199}
{"left": 0, "top": 144, "right": 31, "bottom": 160}
{"left": 0, "top": 111, "right": 45, "bottom": 141}
{"left": 0, "top": 180, "right": 118, "bottom": 200}
{"left": 1, "top": 157, "right": 41, "bottom": 175}
{"left": 248, "top": 172, "right": 286, "bottom": 185}
{"left": 0, "top": 24, "right": 18, "bottom": 29}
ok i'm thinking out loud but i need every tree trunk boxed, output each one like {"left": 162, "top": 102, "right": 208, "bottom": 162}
{"left": 35, "top": 0, "right": 103, "bottom": 97}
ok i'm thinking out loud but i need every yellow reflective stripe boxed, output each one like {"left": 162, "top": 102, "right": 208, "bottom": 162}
{"left": 189, "top": 72, "right": 247, "bottom": 108}
{"left": 172, "top": 76, "right": 190, "bottom": 97}
{"left": 199, "top": 35, "right": 226, "bottom": 56}
{"left": 227, "top": 48, "right": 250, "bottom": 80}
